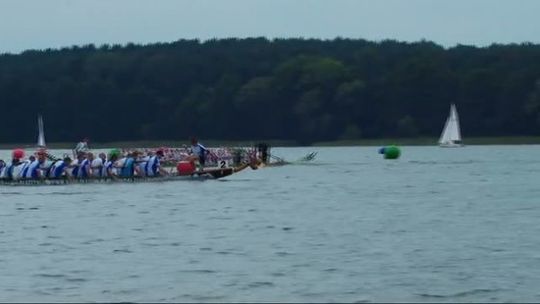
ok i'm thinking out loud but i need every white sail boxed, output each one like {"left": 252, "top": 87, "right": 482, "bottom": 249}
{"left": 37, "top": 115, "right": 46, "bottom": 147}
{"left": 439, "top": 104, "right": 463, "bottom": 147}
{"left": 450, "top": 104, "right": 462, "bottom": 142}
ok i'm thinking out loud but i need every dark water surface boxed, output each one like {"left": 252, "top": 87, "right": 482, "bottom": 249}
{"left": 1, "top": 146, "right": 539, "bottom": 302}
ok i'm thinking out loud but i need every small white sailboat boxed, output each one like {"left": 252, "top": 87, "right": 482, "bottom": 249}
{"left": 439, "top": 104, "right": 463, "bottom": 147}
{"left": 37, "top": 115, "right": 46, "bottom": 148}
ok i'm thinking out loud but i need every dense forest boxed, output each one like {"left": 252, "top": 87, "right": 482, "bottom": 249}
{"left": 1, "top": 37, "right": 540, "bottom": 144}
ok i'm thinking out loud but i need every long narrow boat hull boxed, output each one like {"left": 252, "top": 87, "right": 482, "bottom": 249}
{"left": 0, "top": 173, "right": 226, "bottom": 186}
{"left": 0, "top": 161, "right": 258, "bottom": 186}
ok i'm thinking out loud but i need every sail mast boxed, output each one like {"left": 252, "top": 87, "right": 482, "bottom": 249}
{"left": 37, "top": 115, "right": 46, "bottom": 147}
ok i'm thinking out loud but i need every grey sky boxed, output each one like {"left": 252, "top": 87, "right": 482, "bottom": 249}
{"left": 1, "top": 0, "right": 539, "bottom": 54}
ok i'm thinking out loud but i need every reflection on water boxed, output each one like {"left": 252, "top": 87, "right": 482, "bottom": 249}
{"left": 0, "top": 146, "right": 540, "bottom": 302}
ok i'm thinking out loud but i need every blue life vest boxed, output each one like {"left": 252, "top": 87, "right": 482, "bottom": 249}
{"left": 104, "top": 161, "right": 114, "bottom": 177}
{"left": 44, "top": 161, "right": 57, "bottom": 178}
{"left": 49, "top": 161, "right": 66, "bottom": 178}
{"left": 27, "top": 161, "right": 40, "bottom": 179}
{"left": 71, "top": 164, "right": 79, "bottom": 177}
{"left": 145, "top": 156, "right": 161, "bottom": 176}
{"left": 121, "top": 157, "right": 135, "bottom": 177}
{"left": 21, "top": 162, "right": 32, "bottom": 178}
{"left": 77, "top": 159, "right": 90, "bottom": 178}
{"left": 6, "top": 165, "right": 14, "bottom": 180}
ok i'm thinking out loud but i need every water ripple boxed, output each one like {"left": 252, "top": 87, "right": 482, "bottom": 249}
{"left": 180, "top": 269, "right": 218, "bottom": 274}
{"left": 246, "top": 281, "right": 275, "bottom": 288}
{"left": 34, "top": 273, "right": 67, "bottom": 279}
{"left": 417, "top": 288, "right": 502, "bottom": 299}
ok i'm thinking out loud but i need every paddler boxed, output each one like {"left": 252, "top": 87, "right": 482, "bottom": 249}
{"left": 37, "top": 149, "right": 52, "bottom": 178}
{"left": 49, "top": 156, "right": 73, "bottom": 179}
{"left": 91, "top": 153, "right": 106, "bottom": 178}
{"left": 22, "top": 149, "right": 50, "bottom": 179}
{"left": 145, "top": 149, "right": 168, "bottom": 177}
{"left": 188, "top": 137, "right": 209, "bottom": 171}
{"left": 119, "top": 151, "right": 139, "bottom": 178}
{"left": 0, "top": 159, "right": 5, "bottom": 178}
{"left": 20, "top": 155, "right": 36, "bottom": 179}
{"left": 5, "top": 149, "right": 26, "bottom": 181}
{"left": 105, "top": 150, "right": 120, "bottom": 178}
{"left": 71, "top": 152, "right": 87, "bottom": 178}
{"left": 137, "top": 151, "right": 151, "bottom": 177}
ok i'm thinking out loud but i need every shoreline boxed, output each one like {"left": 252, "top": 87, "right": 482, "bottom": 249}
{"left": 2, "top": 136, "right": 540, "bottom": 149}
{"left": 312, "top": 136, "right": 540, "bottom": 146}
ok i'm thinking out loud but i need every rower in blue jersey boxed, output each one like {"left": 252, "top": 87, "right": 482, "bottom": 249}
{"left": 137, "top": 152, "right": 151, "bottom": 177}
{"left": 21, "top": 155, "right": 37, "bottom": 179}
{"left": 145, "top": 149, "right": 167, "bottom": 176}
{"left": 49, "top": 157, "right": 73, "bottom": 179}
{"left": 75, "top": 152, "right": 91, "bottom": 179}
{"left": 23, "top": 150, "right": 51, "bottom": 179}
{"left": 4, "top": 150, "right": 25, "bottom": 181}
{"left": 91, "top": 153, "right": 106, "bottom": 178}
{"left": 81, "top": 152, "right": 94, "bottom": 177}
{"left": 104, "top": 152, "right": 119, "bottom": 178}
{"left": 21, "top": 155, "right": 41, "bottom": 179}
{"left": 0, "top": 160, "right": 5, "bottom": 179}
{"left": 7, "top": 162, "right": 25, "bottom": 180}
{"left": 71, "top": 152, "right": 85, "bottom": 177}
{"left": 120, "top": 151, "right": 138, "bottom": 178}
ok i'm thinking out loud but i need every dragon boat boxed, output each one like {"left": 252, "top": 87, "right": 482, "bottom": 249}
{"left": 0, "top": 159, "right": 259, "bottom": 186}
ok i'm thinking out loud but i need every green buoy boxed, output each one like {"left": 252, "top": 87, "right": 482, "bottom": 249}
{"left": 379, "top": 145, "right": 401, "bottom": 159}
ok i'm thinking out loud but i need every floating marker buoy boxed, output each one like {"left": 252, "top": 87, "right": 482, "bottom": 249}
{"left": 379, "top": 145, "right": 400, "bottom": 159}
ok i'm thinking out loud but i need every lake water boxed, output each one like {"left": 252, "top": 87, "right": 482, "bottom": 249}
{"left": 1, "top": 146, "right": 540, "bottom": 302}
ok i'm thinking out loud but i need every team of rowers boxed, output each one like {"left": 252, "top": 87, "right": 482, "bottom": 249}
{"left": 0, "top": 137, "right": 211, "bottom": 181}
{"left": 0, "top": 148, "right": 168, "bottom": 181}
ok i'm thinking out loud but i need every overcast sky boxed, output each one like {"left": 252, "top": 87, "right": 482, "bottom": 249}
{"left": 1, "top": 0, "right": 539, "bottom": 54}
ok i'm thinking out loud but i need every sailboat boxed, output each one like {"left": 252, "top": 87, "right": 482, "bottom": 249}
{"left": 36, "top": 115, "right": 46, "bottom": 148}
{"left": 438, "top": 104, "right": 463, "bottom": 147}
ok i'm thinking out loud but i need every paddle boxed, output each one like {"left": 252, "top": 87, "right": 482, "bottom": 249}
{"left": 270, "top": 154, "right": 286, "bottom": 163}
{"left": 299, "top": 151, "right": 317, "bottom": 162}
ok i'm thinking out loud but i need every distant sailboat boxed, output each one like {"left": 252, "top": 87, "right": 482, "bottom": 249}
{"left": 439, "top": 104, "right": 463, "bottom": 147}
{"left": 37, "top": 115, "right": 46, "bottom": 148}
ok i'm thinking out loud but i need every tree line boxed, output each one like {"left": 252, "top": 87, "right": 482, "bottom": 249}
{"left": 1, "top": 37, "right": 540, "bottom": 144}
